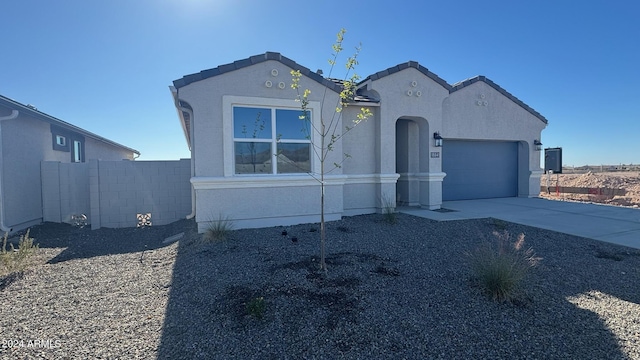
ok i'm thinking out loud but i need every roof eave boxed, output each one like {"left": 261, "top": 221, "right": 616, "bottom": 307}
{"left": 0, "top": 95, "right": 140, "bottom": 155}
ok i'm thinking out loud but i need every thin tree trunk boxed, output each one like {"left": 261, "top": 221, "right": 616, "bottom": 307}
{"left": 320, "top": 122, "right": 327, "bottom": 272}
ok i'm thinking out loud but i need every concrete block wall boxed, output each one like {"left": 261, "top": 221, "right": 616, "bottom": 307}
{"left": 43, "top": 159, "right": 192, "bottom": 229}
{"left": 90, "top": 159, "right": 192, "bottom": 229}
{"left": 42, "top": 162, "right": 90, "bottom": 223}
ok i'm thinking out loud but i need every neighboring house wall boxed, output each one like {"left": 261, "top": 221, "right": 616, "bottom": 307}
{"left": 42, "top": 159, "right": 191, "bottom": 229}
{"left": 85, "top": 137, "right": 136, "bottom": 162}
{"left": 0, "top": 95, "right": 140, "bottom": 233}
{"left": 1, "top": 114, "right": 52, "bottom": 229}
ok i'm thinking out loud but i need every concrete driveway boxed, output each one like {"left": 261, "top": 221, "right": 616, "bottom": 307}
{"left": 400, "top": 197, "right": 640, "bottom": 250}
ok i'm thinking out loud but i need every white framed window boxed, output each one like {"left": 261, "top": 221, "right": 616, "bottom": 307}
{"left": 232, "top": 106, "right": 311, "bottom": 175}
{"left": 72, "top": 140, "right": 83, "bottom": 163}
{"left": 223, "top": 96, "right": 321, "bottom": 177}
{"left": 56, "top": 135, "right": 66, "bottom": 146}
{"left": 232, "top": 105, "right": 311, "bottom": 175}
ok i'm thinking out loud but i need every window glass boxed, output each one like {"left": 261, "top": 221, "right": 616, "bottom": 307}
{"left": 56, "top": 135, "right": 66, "bottom": 146}
{"left": 276, "top": 109, "right": 310, "bottom": 140}
{"left": 234, "top": 142, "right": 272, "bottom": 174}
{"left": 73, "top": 140, "right": 82, "bottom": 162}
{"left": 233, "top": 106, "right": 312, "bottom": 175}
{"left": 277, "top": 143, "right": 310, "bottom": 173}
{"left": 233, "top": 107, "right": 271, "bottom": 139}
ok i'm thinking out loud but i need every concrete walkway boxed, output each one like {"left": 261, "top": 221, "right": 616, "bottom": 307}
{"left": 399, "top": 197, "right": 640, "bottom": 250}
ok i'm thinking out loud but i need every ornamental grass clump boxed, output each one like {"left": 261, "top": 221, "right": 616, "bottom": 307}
{"left": 203, "top": 215, "right": 234, "bottom": 242}
{"left": 246, "top": 297, "right": 265, "bottom": 320}
{"left": 469, "top": 231, "right": 538, "bottom": 302}
{"left": 1, "top": 230, "right": 39, "bottom": 276}
{"left": 381, "top": 195, "right": 397, "bottom": 225}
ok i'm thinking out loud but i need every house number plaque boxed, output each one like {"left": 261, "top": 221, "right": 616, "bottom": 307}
{"left": 430, "top": 152, "right": 440, "bottom": 158}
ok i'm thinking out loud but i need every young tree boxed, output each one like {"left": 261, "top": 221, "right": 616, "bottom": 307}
{"left": 289, "top": 29, "right": 372, "bottom": 272}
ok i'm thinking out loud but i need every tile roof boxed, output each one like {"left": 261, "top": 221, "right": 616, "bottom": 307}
{"left": 173, "top": 52, "right": 547, "bottom": 124}
{"left": 361, "top": 61, "right": 452, "bottom": 91}
{"left": 450, "top": 76, "right": 548, "bottom": 124}
{"left": 364, "top": 62, "right": 547, "bottom": 124}
{"left": 173, "top": 52, "right": 342, "bottom": 93}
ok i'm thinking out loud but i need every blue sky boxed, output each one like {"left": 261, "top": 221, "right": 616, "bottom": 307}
{"left": 1, "top": 0, "right": 638, "bottom": 166}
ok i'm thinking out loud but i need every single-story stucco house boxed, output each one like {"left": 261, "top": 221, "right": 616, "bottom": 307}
{"left": 0, "top": 94, "right": 139, "bottom": 233}
{"left": 170, "top": 52, "right": 547, "bottom": 232}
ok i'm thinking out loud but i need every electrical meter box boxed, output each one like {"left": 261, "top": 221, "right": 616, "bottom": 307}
{"left": 544, "top": 147, "right": 562, "bottom": 174}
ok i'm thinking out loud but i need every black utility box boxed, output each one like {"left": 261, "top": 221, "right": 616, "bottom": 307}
{"left": 544, "top": 147, "right": 562, "bottom": 174}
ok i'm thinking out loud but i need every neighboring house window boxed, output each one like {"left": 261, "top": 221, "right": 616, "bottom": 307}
{"left": 233, "top": 106, "right": 310, "bottom": 174}
{"left": 72, "top": 140, "right": 84, "bottom": 163}
{"left": 51, "top": 125, "right": 70, "bottom": 152}
{"left": 56, "top": 135, "right": 66, "bottom": 146}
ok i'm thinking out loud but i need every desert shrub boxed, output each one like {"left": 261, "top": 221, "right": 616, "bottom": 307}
{"left": 1, "top": 230, "right": 39, "bottom": 276}
{"left": 491, "top": 218, "right": 508, "bottom": 231}
{"left": 381, "top": 195, "right": 397, "bottom": 225}
{"left": 469, "top": 231, "right": 538, "bottom": 302}
{"left": 203, "top": 215, "right": 234, "bottom": 242}
{"left": 246, "top": 297, "right": 265, "bottom": 319}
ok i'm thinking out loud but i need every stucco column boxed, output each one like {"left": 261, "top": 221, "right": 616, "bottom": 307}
{"left": 418, "top": 172, "right": 446, "bottom": 209}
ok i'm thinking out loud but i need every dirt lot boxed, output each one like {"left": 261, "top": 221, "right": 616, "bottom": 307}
{"left": 540, "top": 171, "right": 640, "bottom": 208}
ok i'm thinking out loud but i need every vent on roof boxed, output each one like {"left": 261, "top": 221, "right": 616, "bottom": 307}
{"left": 26, "top": 104, "right": 38, "bottom": 110}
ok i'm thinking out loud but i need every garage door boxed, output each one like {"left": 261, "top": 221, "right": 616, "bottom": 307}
{"left": 442, "top": 140, "right": 518, "bottom": 201}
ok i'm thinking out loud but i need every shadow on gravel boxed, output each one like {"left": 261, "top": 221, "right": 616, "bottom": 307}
{"left": 18, "top": 220, "right": 192, "bottom": 264}
{"left": 157, "top": 214, "right": 638, "bottom": 359}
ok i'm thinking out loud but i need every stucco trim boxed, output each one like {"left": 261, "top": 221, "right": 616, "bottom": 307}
{"left": 343, "top": 173, "right": 400, "bottom": 184}
{"left": 192, "top": 173, "right": 400, "bottom": 190}
{"left": 191, "top": 174, "right": 347, "bottom": 190}
{"left": 415, "top": 172, "right": 447, "bottom": 181}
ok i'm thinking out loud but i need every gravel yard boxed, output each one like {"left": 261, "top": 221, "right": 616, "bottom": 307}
{"left": 1, "top": 213, "right": 640, "bottom": 359}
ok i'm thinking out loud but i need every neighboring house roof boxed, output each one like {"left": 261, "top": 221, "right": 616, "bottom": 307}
{"left": 0, "top": 94, "right": 140, "bottom": 156}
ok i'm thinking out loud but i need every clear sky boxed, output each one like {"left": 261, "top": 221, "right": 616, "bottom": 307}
{"left": 1, "top": 0, "right": 638, "bottom": 166}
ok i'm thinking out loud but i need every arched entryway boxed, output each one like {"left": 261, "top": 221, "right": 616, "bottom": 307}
{"left": 395, "top": 117, "right": 436, "bottom": 207}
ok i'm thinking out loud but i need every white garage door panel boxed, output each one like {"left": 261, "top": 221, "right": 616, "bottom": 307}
{"left": 443, "top": 141, "right": 518, "bottom": 201}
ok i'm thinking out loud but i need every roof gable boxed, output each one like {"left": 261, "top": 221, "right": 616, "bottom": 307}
{"left": 361, "top": 61, "right": 452, "bottom": 91}
{"left": 173, "top": 52, "right": 342, "bottom": 93}
{"left": 172, "top": 53, "right": 548, "bottom": 129}
{"left": 450, "top": 76, "right": 547, "bottom": 124}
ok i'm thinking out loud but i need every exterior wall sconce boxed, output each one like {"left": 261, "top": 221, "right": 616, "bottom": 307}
{"left": 434, "top": 132, "right": 443, "bottom": 147}
{"left": 534, "top": 139, "right": 543, "bottom": 151}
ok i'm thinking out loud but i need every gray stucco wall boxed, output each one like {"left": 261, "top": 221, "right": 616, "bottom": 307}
{"left": 175, "top": 59, "right": 546, "bottom": 231}
{"left": 1, "top": 116, "right": 51, "bottom": 229}
{"left": 178, "top": 60, "right": 351, "bottom": 231}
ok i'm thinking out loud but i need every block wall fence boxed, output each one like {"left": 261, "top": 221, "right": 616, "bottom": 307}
{"left": 42, "top": 159, "right": 192, "bottom": 229}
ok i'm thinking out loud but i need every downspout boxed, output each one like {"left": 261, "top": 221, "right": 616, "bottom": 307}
{"left": 171, "top": 89, "right": 196, "bottom": 220}
{"left": 0, "top": 110, "right": 20, "bottom": 233}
